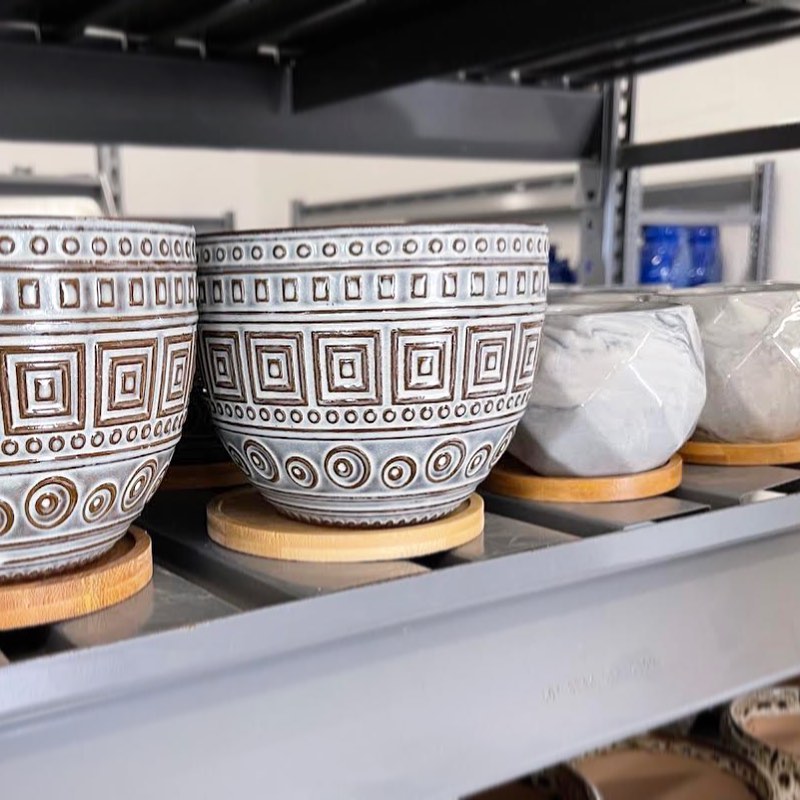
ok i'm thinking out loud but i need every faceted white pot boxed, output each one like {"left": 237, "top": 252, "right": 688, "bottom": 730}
{"left": 509, "top": 301, "right": 706, "bottom": 477}
{"left": 197, "top": 224, "right": 548, "bottom": 527}
{"left": 0, "top": 218, "right": 197, "bottom": 579}
{"left": 667, "top": 283, "right": 800, "bottom": 443}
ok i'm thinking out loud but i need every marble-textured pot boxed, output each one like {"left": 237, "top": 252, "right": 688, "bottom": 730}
{"left": 0, "top": 218, "right": 197, "bottom": 579}
{"left": 666, "top": 284, "right": 800, "bottom": 443}
{"left": 574, "top": 734, "right": 775, "bottom": 800}
{"left": 509, "top": 300, "right": 706, "bottom": 476}
{"left": 197, "top": 224, "right": 548, "bottom": 527}
{"left": 724, "top": 686, "right": 800, "bottom": 799}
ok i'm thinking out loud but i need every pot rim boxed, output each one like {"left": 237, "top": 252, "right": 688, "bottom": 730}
{"left": 0, "top": 215, "right": 195, "bottom": 235}
{"left": 574, "top": 732, "right": 776, "bottom": 800}
{"left": 197, "top": 221, "right": 547, "bottom": 242}
{"left": 666, "top": 281, "right": 800, "bottom": 297}
{"left": 547, "top": 298, "right": 680, "bottom": 316}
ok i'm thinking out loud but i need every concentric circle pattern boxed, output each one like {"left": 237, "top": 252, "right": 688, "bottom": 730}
{"left": 426, "top": 440, "right": 467, "bottom": 483}
{"left": 25, "top": 477, "right": 78, "bottom": 530}
{"left": 121, "top": 460, "right": 158, "bottom": 513}
{"left": 381, "top": 456, "right": 417, "bottom": 489}
{"left": 243, "top": 440, "right": 279, "bottom": 482}
{"left": 324, "top": 446, "right": 371, "bottom": 489}
{"left": 82, "top": 483, "right": 117, "bottom": 523}
{"left": 286, "top": 456, "right": 319, "bottom": 489}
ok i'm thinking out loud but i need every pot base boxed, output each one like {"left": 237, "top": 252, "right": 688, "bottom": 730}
{"left": 485, "top": 454, "right": 683, "bottom": 504}
{"left": 0, "top": 526, "right": 153, "bottom": 631}
{"left": 681, "top": 436, "right": 800, "bottom": 466}
{"left": 206, "top": 488, "right": 483, "bottom": 562}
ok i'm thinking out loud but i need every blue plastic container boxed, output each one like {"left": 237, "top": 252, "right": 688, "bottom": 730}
{"left": 640, "top": 225, "right": 692, "bottom": 287}
{"left": 688, "top": 226, "right": 722, "bottom": 285}
{"left": 548, "top": 245, "right": 576, "bottom": 284}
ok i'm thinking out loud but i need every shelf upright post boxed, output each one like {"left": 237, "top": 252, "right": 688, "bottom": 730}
{"left": 749, "top": 160, "right": 774, "bottom": 281}
{"left": 598, "top": 76, "right": 636, "bottom": 285}
{"left": 96, "top": 145, "right": 122, "bottom": 216}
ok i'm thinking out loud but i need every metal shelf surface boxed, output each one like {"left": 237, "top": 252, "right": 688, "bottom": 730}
{"left": 1, "top": 0, "right": 798, "bottom": 109}
{"left": 1, "top": 470, "right": 800, "bottom": 797}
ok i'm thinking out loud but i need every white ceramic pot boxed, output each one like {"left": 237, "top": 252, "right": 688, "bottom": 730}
{"left": 724, "top": 686, "right": 800, "bottom": 800}
{"left": 197, "top": 224, "right": 548, "bottom": 527}
{"left": 667, "top": 284, "right": 800, "bottom": 443}
{"left": 509, "top": 300, "right": 706, "bottom": 477}
{"left": 0, "top": 218, "right": 197, "bottom": 579}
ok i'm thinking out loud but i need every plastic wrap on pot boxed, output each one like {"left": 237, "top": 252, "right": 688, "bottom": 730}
{"left": 667, "top": 284, "right": 800, "bottom": 443}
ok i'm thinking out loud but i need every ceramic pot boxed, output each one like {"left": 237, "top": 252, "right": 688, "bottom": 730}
{"left": 509, "top": 300, "right": 706, "bottom": 477}
{"left": 471, "top": 764, "right": 600, "bottom": 799}
{"left": 724, "top": 686, "right": 800, "bottom": 799}
{"left": 574, "top": 734, "right": 775, "bottom": 800}
{"left": 0, "top": 218, "right": 197, "bottom": 579}
{"left": 666, "top": 284, "right": 800, "bottom": 443}
{"left": 197, "top": 224, "right": 548, "bottom": 527}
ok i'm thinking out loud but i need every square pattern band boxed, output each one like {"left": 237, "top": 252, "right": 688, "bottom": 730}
{"left": 158, "top": 334, "right": 195, "bottom": 417}
{"left": 312, "top": 331, "right": 382, "bottom": 406}
{"left": 201, "top": 331, "right": 247, "bottom": 403}
{"left": 463, "top": 325, "right": 516, "bottom": 399}
{"left": 199, "top": 320, "right": 539, "bottom": 414}
{"left": 246, "top": 332, "right": 307, "bottom": 406}
{"left": 95, "top": 340, "right": 157, "bottom": 426}
{"left": 0, "top": 344, "right": 86, "bottom": 434}
{"left": 391, "top": 328, "right": 456, "bottom": 405}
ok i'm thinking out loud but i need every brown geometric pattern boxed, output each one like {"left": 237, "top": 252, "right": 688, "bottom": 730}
{"left": 95, "top": 340, "right": 157, "bottom": 426}
{"left": 514, "top": 322, "right": 542, "bottom": 391}
{"left": 463, "top": 324, "right": 515, "bottom": 399}
{"left": 391, "top": 328, "right": 456, "bottom": 405}
{"left": 245, "top": 332, "right": 307, "bottom": 405}
{"left": 0, "top": 344, "right": 86, "bottom": 434}
{"left": 158, "top": 334, "right": 195, "bottom": 417}
{"left": 312, "top": 330, "right": 381, "bottom": 406}
{"left": 200, "top": 330, "right": 246, "bottom": 403}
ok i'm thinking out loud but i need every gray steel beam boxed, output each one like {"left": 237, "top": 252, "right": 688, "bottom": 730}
{"left": 675, "top": 464, "right": 800, "bottom": 506}
{"left": 0, "top": 42, "right": 602, "bottom": 159}
{"left": 482, "top": 490, "right": 709, "bottom": 537}
{"left": 40, "top": 566, "right": 237, "bottom": 654}
{"left": 618, "top": 121, "right": 800, "bottom": 168}
{"left": 2, "top": 495, "right": 800, "bottom": 797}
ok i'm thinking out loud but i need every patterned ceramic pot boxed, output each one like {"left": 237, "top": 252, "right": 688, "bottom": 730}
{"left": 0, "top": 218, "right": 197, "bottom": 579}
{"left": 574, "top": 734, "right": 775, "bottom": 800}
{"left": 197, "top": 224, "right": 548, "bottom": 527}
{"left": 472, "top": 764, "right": 600, "bottom": 798}
{"left": 724, "top": 687, "right": 800, "bottom": 799}
{"left": 509, "top": 300, "right": 706, "bottom": 476}
{"left": 666, "top": 284, "right": 800, "bottom": 443}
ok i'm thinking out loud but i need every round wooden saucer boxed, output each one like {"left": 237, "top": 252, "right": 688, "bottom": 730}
{"left": 681, "top": 436, "right": 800, "bottom": 466}
{"left": 207, "top": 488, "right": 484, "bottom": 562}
{"left": 159, "top": 461, "right": 248, "bottom": 491}
{"left": 0, "top": 526, "right": 153, "bottom": 631}
{"left": 484, "top": 454, "right": 683, "bottom": 504}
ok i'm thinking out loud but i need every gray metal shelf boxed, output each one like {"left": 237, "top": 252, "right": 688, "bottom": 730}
{"left": 2, "top": 468, "right": 800, "bottom": 797}
{"left": 2, "top": 2, "right": 800, "bottom": 795}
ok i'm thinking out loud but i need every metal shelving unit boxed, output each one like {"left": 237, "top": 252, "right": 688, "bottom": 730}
{"left": 2, "top": 2, "right": 800, "bottom": 797}
{"left": 292, "top": 160, "right": 774, "bottom": 283}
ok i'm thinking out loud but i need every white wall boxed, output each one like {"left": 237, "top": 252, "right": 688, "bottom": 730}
{"left": 1, "top": 36, "right": 799, "bottom": 279}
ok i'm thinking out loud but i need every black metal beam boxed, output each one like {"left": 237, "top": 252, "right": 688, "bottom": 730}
{"left": 0, "top": 42, "right": 602, "bottom": 158}
{"left": 618, "top": 122, "right": 800, "bottom": 168}
{"left": 291, "top": 0, "right": 738, "bottom": 109}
